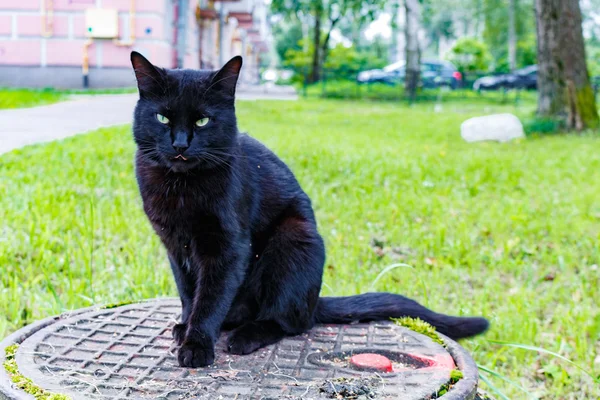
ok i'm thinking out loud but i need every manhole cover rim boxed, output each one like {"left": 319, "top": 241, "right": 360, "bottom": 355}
{"left": 0, "top": 299, "right": 166, "bottom": 400}
{"left": 437, "top": 331, "right": 479, "bottom": 400}
{"left": 0, "top": 298, "right": 478, "bottom": 400}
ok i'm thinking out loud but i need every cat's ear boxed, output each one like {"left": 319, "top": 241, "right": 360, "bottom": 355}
{"left": 130, "top": 51, "right": 165, "bottom": 96}
{"left": 211, "top": 56, "right": 243, "bottom": 96}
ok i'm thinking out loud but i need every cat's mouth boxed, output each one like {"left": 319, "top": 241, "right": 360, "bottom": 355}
{"left": 173, "top": 154, "right": 188, "bottom": 161}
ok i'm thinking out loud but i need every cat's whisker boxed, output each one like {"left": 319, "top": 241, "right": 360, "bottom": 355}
{"left": 196, "top": 151, "right": 234, "bottom": 171}
{"left": 207, "top": 151, "right": 253, "bottom": 160}
{"left": 208, "top": 152, "right": 236, "bottom": 169}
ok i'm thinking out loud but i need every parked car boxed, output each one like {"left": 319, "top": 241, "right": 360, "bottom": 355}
{"left": 357, "top": 60, "right": 463, "bottom": 89}
{"left": 473, "top": 65, "right": 538, "bottom": 91}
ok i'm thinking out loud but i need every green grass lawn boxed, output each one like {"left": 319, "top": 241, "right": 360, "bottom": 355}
{"left": 0, "top": 88, "right": 137, "bottom": 109}
{"left": 0, "top": 88, "right": 67, "bottom": 109}
{"left": 0, "top": 99, "right": 598, "bottom": 399}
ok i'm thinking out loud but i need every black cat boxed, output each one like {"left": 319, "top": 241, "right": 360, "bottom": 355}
{"left": 130, "top": 52, "right": 489, "bottom": 368}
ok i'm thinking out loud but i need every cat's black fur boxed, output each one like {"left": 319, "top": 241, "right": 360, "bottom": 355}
{"left": 130, "top": 51, "right": 489, "bottom": 368}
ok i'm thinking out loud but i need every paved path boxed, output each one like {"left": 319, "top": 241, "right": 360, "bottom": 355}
{"left": 0, "top": 94, "right": 138, "bottom": 154}
{"left": 0, "top": 87, "right": 297, "bottom": 155}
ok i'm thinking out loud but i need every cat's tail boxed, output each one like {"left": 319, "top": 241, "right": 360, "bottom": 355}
{"left": 314, "top": 293, "right": 489, "bottom": 340}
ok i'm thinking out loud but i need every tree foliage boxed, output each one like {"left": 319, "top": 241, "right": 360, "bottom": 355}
{"left": 283, "top": 39, "right": 386, "bottom": 81}
{"left": 270, "top": 0, "right": 386, "bottom": 82}
{"left": 483, "top": 0, "right": 536, "bottom": 72}
{"left": 270, "top": 0, "right": 599, "bottom": 90}
{"left": 418, "top": 0, "right": 535, "bottom": 71}
{"left": 446, "top": 37, "right": 492, "bottom": 73}
{"left": 272, "top": 21, "right": 304, "bottom": 63}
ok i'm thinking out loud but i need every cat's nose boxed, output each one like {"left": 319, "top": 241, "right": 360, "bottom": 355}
{"left": 173, "top": 144, "right": 189, "bottom": 154}
{"left": 172, "top": 132, "right": 189, "bottom": 154}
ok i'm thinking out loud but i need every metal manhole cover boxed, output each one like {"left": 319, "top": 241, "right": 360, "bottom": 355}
{"left": 0, "top": 299, "right": 479, "bottom": 399}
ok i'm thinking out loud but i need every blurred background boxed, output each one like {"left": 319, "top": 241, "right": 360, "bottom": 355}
{"left": 1, "top": 2, "right": 600, "bottom": 399}
{"left": 1, "top": 0, "right": 599, "bottom": 127}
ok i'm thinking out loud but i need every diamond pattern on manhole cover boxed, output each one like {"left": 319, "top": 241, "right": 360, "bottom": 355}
{"left": 11, "top": 299, "right": 467, "bottom": 399}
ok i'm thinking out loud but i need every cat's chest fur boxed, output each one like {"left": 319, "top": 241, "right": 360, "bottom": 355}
{"left": 135, "top": 155, "right": 237, "bottom": 255}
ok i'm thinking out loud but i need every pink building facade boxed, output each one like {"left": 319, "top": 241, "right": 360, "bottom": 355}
{"left": 0, "top": 0, "right": 268, "bottom": 88}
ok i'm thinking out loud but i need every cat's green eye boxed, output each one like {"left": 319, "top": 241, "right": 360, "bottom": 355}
{"left": 156, "top": 114, "right": 170, "bottom": 124}
{"left": 196, "top": 117, "right": 210, "bottom": 127}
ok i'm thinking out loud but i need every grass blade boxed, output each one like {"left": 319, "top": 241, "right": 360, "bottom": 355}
{"left": 321, "top": 281, "right": 336, "bottom": 296}
{"left": 478, "top": 371, "right": 511, "bottom": 400}
{"left": 369, "top": 263, "right": 414, "bottom": 291}
{"left": 488, "top": 340, "right": 599, "bottom": 384}
{"left": 478, "top": 365, "right": 531, "bottom": 396}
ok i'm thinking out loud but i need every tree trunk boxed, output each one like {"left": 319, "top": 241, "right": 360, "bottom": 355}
{"left": 404, "top": 0, "right": 421, "bottom": 102}
{"left": 310, "top": 6, "right": 323, "bottom": 83}
{"left": 535, "top": 0, "right": 564, "bottom": 117}
{"left": 351, "top": 19, "right": 360, "bottom": 47}
{"left": 301, "top": 12, "right": 309, "bottom": 54}
{"left": 474, "top": 0, "right": 483, "bottom": 37}
{"left": 391, "top": 0, "right": 402, "bottom": 63}
{"left": 321, "top": 17, "right": 340, "bottom": 71}
{"left": 560, "top": 0, "right": 599, "bottom": 130}
{"left": 508, "top": 0, "right": 517, "bottom": 71}
{"left": 535, "top": 0, "right": 599, "bottom": 130}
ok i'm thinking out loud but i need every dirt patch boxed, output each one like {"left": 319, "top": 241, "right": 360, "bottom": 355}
{"left": 370, "top": 237, "right": 414, "bottom": 261}
{"left": 319, "top": 377, "right": 379, "bottom": 399}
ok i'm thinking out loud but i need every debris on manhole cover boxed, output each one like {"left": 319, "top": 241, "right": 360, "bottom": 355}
{"left": 0, "top": 299, "right": 480, "bottom": 399}
{"left": 319, "top": 377, "right": 379, "bottom": 399}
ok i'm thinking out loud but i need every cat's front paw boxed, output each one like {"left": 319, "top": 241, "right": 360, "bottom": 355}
{"left": 177, "top": 341, "right": 215, "bottom": 368}
{"left": 172, "top": 323, "right": 186, "bottom": 346}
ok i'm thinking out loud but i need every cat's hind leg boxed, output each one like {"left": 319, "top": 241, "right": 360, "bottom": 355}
{"left": 227, "top": 321, "right": 285, "bottom": 354}
{"left": 226, "top": 216, "right": 325, "bottom": 354}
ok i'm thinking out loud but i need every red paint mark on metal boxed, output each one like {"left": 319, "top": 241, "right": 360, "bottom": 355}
{"left": 401, "top": 353, "right": 456, "bottom": 372}
{"left": 431, "top": 353, "right": 456, "bottom": 370}
{"left": 350, "top": 353, "right": 393, "bottom": 373}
